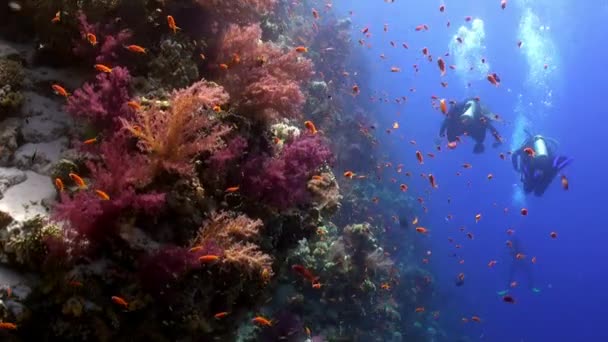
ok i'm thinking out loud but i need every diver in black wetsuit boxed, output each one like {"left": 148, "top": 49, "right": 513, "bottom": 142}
{"left": 439, "top": 98, "right": 503, "bottom": 153}
{"left": 512, "top": 132, "right": 572, "bottom": 196}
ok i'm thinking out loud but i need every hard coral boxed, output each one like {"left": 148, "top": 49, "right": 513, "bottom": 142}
{"left": 217, "top": 23, "right": 314, "bottom": 121}
{"left": 120, "top": 79, "right": 231, "bottom": 177}
{"left": 52, "top": 138, "right": 165, "bottom": 241}
{"left": 65, "top": 66, "right": 133, "bottom": 133}
{"left": 244, "top": 134, "right": 333, "bottom": 210}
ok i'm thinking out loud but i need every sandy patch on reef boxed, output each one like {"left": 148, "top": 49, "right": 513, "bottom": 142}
{"left": 0, "top": 171, "right": 55, "bottom": 222}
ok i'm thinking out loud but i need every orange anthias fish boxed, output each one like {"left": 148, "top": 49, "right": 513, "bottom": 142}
{"left": 343, "top": 171, "right": 355, "bottom": 179}
{"left": 125, "top": 45, "right": 147, "bottom": 54}
{"left": 189, "top": 246, "right": 203, "bottom": 253}
{"left": 561, "top": 175, "right": 569, "bottom": 190}
{"left": 487, "top": 73, "right": 500, "bottom": 86}
{"left": 83, "top": 137, "right": 97, "bottom": 145}
{"left": 225, "top": 186, "right": 240, "bottom": 193}
{"left": 292, "top": 264, "right": 318, "bottom": 283}
{"left": 415, "top": 307, "right": 425, "bottom": 313}
{"left": 295, "top": 46, "right": 308, "bottom": 53}
{"left": 475, "top": 213, "right": 482, "bottom": 223}
{"left": 166, "top": 15, "right": 181, "bottom": 34}
{"left": 219, "top": 63, "right": 229, "bottom": 71}
{"left": 214, "top": 312, "right": 229, "bottom": 319}
{"left": 127, "top": 101, "right": 142, "bottom": 111}
{"left": 95, "top": 190, "right": 110, "bottom": 201}
{"left": 415, "top": 150, "right": 424, "bottom": 164}
{"left": 111, "top": 296, "right": 129, "bottom": 309}
{"left": 0, "top": 322, "right": 17, "bottom": 330}
{"left": 199, "top": 255, "right": 220, "bottom": 263}
{"left": 86, "top": 33, "right": 97, "bottom": 46}
{"left": 54, "top": 178, "right": 64, "bottom": 192}
{"left": 94, "top": 64, "right": 112, "bottom": 73}
{"left": 304, "top": 120, "right": 318, "bottom": 134}
{"left": 437, "top": 57, "right": 446, "bottom": 76}
{"left": 252, "top": 316, "right": 273, "bottom": 326}
{"left": 439, "top": 99, "right": 447, "bottom": 114}
{"left": 523, "top": 147, "right": 535, "bottom": 157}
{"left": 51, "top": 11, "right": 61, "bottom": 24}
{"left": 68, "top": 172, "right": 87, "bottom": 189}
{"left": 52, "top": 84, "right": 69, "bottom": 97}
{"left": 428, "top": 174, "right": 438, "bottom": 188}
{"left": 415, "top": 227, "right": 429, "bottom": 234}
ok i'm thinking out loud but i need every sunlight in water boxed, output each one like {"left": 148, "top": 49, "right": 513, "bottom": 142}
{"left": 511, "top": 1, "right": 560, "bottom": 206}
{"left": 448, "top": 18, "right": 489, "bottom": 86}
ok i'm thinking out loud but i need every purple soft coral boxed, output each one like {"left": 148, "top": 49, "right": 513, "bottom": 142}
{"left": 73, "top": 11, "right": 132, "bottom": 64}
{"left": 52, "top": 137, "right": 165, "bottom": 241}
{"left": 138, "top": 245, "right": 199, "bottom": 295}
{"left": 65, "top": 66, "right": 133, "bottom": 133}
{"left": 244, "top": 134, "right": 333, "bottom": 210}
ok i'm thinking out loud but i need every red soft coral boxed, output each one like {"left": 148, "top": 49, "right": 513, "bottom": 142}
{"left": 52, "top": 137, "right": 165, "bottom": 241}
{"left": 216, "top": 23, "right": 314, "bottom": 121}
{"left": 120, "top": 79, "right": 231, "bottom": 177}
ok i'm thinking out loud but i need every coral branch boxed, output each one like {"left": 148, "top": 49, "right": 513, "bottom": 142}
{"left": 65, "top": 66, "right": 133, "bottom": 132}
{"left": 120, "top": 80, "right": 231, "bottom": 176}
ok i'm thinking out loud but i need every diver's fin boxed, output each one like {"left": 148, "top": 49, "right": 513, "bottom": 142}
{"left": 553, "top": 156, "right": 572, "bottom": 170}
{"left": 473, "top": 143, "right": 485, "bottom": 154}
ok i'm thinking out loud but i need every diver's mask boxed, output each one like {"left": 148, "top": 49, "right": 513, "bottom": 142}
{"left": 460, "top": 100, "right": 476, "bottom": 124}
{"left": 532, "top": 135, "right": 549, "bottom": 158}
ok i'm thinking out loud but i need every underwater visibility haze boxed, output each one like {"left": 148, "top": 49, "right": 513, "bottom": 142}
{"left": 0, "top": 0, "right": 605, "bottom": 341}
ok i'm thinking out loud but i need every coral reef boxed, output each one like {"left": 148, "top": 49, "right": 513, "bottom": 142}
{"left": 0, "top": 58, "right": 24, "bottom": 115}
{"left": 0, "top": 2, "right": 443, "bottom": 341}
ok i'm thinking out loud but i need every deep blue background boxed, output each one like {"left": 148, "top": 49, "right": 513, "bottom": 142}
{"left": 331, "top": 0, "right": 608, "bottom": 340}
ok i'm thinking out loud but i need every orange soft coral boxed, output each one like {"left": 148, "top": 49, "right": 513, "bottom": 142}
{"left": 120, "top": 80, "right": 231, "bottom": 177}
{"left": 191, "top": 212, "right": 273, "bottom": 278}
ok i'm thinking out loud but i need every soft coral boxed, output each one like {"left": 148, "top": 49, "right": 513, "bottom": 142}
{"left": 120, "top": 79, "right": 232, "bottom": 177}
{"left": 65, "top": 66, "right": 133, "bottom": 133}
{"left": 243, "top": 134, "right": 333, "bottom": 210}
{"left": 52, "top": 137, "right": 165, "bottom": 241}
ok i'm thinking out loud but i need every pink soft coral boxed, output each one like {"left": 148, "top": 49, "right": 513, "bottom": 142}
{"left": 216, "top": 23, "right": 314, "bottom": 121}
{"left": 120, "top": 79, "right": 231, "bottom": 177}
{"left": 52, "top": 137, "right": 165, "bottom": 241}
{"left": 197, "top": 0, "right": 277, "bottom": 24}
{"left": 65, "top": 66, "right": 133, "bottom": 133}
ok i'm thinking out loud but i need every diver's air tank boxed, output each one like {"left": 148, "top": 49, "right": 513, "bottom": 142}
{"left": 533, "top": 135, "right": 548, "bottom": 157}
{"left": 461, "top": 100, "right": 476, "bottom": 120}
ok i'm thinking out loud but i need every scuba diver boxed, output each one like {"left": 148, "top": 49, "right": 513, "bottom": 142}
{"left": 498, "top": 236, "right": 540, "bottom": 295}
{"left": 439, "top": 98, "right": 503, "bottom": 153}
{"left": 511, "top": 131, "right": 572, "bottom": 196}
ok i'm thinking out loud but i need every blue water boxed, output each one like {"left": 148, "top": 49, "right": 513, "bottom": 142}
{"left": 333, "top": 0, "right": 608, "bottom": 340}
